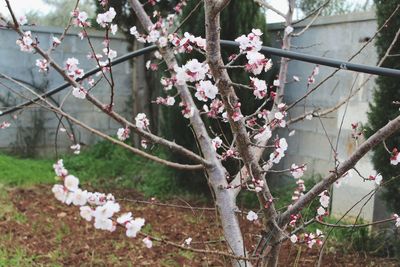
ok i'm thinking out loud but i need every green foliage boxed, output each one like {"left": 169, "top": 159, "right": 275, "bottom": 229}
{"left": 296, "top": 0, "right": 373, "bottom": 16}
{"left": 0, "top": 140, "right": 184, "bottom": 199}
{"left": 0, "top": 154, "right": 54, "bottom": 186}
{"left": 0, "top": 247, "right": 36, "bottom": 267}
{"left": 61, "top": 140, "right": 179, "bottom": 198}
{"left": 365, "top": 0, "right": 400, "bottom": 214}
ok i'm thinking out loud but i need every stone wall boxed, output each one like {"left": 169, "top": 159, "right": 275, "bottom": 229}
{"left": 0, "top": 26, "right": 132, "bottom": 155}
{"left": 268, "top": 12, "right": 385, "bottom": 221}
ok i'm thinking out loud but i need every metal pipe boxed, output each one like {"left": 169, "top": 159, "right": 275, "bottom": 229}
{"left": 2, "top": 40, "right": 400, "bottom": 117}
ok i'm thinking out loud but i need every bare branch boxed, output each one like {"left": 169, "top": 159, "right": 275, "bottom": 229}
{"left": 280, "top": 114, "right": 400, "bottom": 225}
{"left": 1, "top": 14, "right": 209, "bottom": 166}
{"left": 0, "top": 72, "right": 203, "bottom": 171}
{"left": 254, "top": 0, "right": 286, "bottom": 18}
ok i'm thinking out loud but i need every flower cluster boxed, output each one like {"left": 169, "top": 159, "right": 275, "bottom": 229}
{"left": 272, "top": 103, "right": 287, "bottom": 128}
{"left": 290, "top": 164, "right": 306, "bottom": 179}
{"left": 71, "top": 9, "right": 90, "bottom": 27}
{"left": 96, "top": 7, "right": 116, "bottom": 28}
{"left": 368, "top": 171, "right": 383, "bottom": 185}
{"left": 211, "top": 136, "right": 223, "bottom": 151}
{"left": 117, "top": 127, "right": 130, "bottom": 141}
{"left": 195, "top": 80, "right": 218, "bottom": 102}
{"left": 269, "top": 138, "right": 288, "bottom": 164}
{"left": 160, "top": 77, "right": 176, "bottom": 91}
{"left": 394, "top": 214, "right": 400, "bottom": 228}
{"left": 292, "top": 179, "right": 306, "bottom": 202}
{"left": 250, "top": 77, "right": 268, "bottom": 99}
{"left": 35, "top": 59, "right": 49, "bottom": 72}
{"left": 51, "top": 160, "right": 147, "bottom": 242}
{"left": 70, "top": 144, "right": 81, "bottom": 154}
{"left": 65, "top": 57, "right": 85, "bottom": 80}
{"left": 290, "top": 229, "right": 324, "bottom": 248}
{"left": 304, "top": 229, "right": 324, "bottom": 248}
{"left": 16, "top": 31, "right": 34, "bottom": 52}
{"left": 390, "top": 148, "right": 400, "bottom": 165}
{"left": 175, "top": 59, "right": 209, "bottom": 85}
{"left": 203, "top": 99, "right": 225, "bottom": 118}
{"left": 171, "top": 32, "right": 206, "bottom": 53}
{"left": 316, "top": 190, "right": 330, "bottom": 220}
{"left": 235, "top": 29, "right": 272, "bottom": 75}
{"left": 254, "top": 125, "right": 272, "bottom": 141}
{"left": 135, "top": 113, "right": 150, "bottom": 130}
{"left": 72, "top": 87, "right": 87, "bottom": 99}
{"left": 0, "top": 121, "right": 11, "bottom": 129}
{"left": 226, "top": 102, "right": 244, "bottom": 122}
{"left": 154, "top": 96, "right": 175, "bottom": 106}
{"left": 179, "top": 102, "right": 194, "bottom": 118}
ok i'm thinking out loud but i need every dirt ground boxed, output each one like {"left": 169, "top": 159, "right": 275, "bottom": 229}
{"left": 0, "top": 185, "right": 398, "bottom": 266}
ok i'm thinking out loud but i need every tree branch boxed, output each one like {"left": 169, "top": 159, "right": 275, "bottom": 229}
{"left": 2, "top": 11, "right": 208, "bottom": 167}
{"left": 280, "top": 114, "right": 400, "bottom": 225}
{"left": 1, "top": 72, "right": 203, "bottom": 171}
{"left": 254, "top": 0, "right": 286, "bottom": 18}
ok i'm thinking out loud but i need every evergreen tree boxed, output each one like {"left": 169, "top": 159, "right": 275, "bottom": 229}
{"left": 366, "top": 0, "right": 400, "bottom": 213}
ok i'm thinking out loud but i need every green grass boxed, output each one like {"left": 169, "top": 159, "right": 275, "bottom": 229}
{"left": 0, "top": 247, "right": 37, "bottom": 267}
{"left": 0, "top": 154, "right": 55, "bottom": 186}
{"left": 0, "top": 140, "right": 180, "bottom": 198}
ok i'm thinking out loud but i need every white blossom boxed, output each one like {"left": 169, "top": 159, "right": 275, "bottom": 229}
{"left": 246, "top": 210, "right": 258, "bottom": 221}
{"left": 80, "top": 206, "right": 93, "bottom": 221}
{"left": 126, "top": 218, "right": 145, "bottom": 238}
{"left": 64, "top": 175, "right": 79, "bottom": 191}
{"left": 142, "top": 237, "right": 153, "bottom": 248}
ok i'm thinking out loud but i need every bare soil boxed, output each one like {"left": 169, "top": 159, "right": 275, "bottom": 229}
{"left": 0, "top": 185, "right": 398, "bottom": 266}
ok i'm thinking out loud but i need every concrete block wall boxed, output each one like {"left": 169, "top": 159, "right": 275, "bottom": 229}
{"left": 0, "top": 26, "right": 132, "bottom": 155}
{"left": 268, "top": 12, "right": 383, "bottom": 221}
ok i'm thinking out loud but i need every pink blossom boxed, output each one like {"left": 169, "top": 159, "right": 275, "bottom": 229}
{"left": 16, "top": 31, "right": 34, "bottom": 52}
{"left": 195, "top": 80, "right": 218, "bottom": 101}
{"left": 72, "top": 87, "right": 87, "bottom": 99}
{"left": 35, "top": 59, "right": 49, "bottom": 72}
{"left": 291, "top": 164, "right": 306, "bottom": 179}
{"left": 319, "top": 191, "right": 330, "bottom": 208}
{"left": 250, "top": 77, "right": 268, "bottom": 99}
{"left": 179, "top": 102, "right": 194, "bottom": 118}
{"left": 211, "top": 136, "right": 223, "bottom": 150}
{"left": 96, "top": 7, "right": 116, "bottom": 27}
{"left": 135, "top": 113, "right": 150, "bottom": 129}
{"left": 117, "top": 127, "right": 130, "bottom": 141}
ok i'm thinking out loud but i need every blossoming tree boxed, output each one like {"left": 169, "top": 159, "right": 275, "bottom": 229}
{"left": 1, "top": 0, "right": 400, "bottom": 266}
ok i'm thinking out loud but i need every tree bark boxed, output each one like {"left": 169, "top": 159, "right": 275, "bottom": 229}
{"left": 129, "top": 1, "right": 251, "bottom": 265}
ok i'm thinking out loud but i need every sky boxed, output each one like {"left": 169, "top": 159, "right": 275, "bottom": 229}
{"left": 0, "top": 0, "right": 53, "bottom": 17}
{"left": 1, "top": 0, "right": 369, "bottom": 23}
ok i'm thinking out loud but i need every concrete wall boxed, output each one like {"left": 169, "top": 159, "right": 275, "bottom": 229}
{"left": 268, "top": 12, "right": 383, "bottom": 221}
{"left": 0, "top": 26, "right": 132, "bottom": 155}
